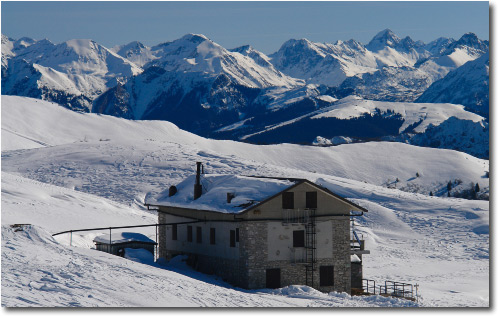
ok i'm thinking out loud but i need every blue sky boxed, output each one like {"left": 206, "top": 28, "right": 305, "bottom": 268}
{"left": 1, "top": 1, "right": 489, "bottom": 54}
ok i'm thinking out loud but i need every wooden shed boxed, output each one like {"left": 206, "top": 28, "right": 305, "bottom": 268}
{"left": 93, "top": 232, "right": 157, "bottom": 257}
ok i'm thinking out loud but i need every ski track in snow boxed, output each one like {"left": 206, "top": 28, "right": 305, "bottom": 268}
{"left": 1, "top": 96, "right": 489, "bottom": 307}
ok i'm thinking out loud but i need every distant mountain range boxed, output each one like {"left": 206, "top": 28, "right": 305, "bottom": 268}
{"left": 1, "top": 29, "right": 489, "bottom": 158}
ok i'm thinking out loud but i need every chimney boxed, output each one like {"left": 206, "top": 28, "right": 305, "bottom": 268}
{"left": 227, "top": 192, "right": 235, "bottom": 203}
{"left": 193, "top": 162, "right": 203, "bottom": 200}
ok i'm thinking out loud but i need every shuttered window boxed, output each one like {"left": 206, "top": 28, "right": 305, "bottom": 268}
{"left": 320, "top": 266, "right": 334, "bottom": 286}
{"left": 210, "top": 228, "right": 216, "bottom": 245}
{"left": 172, "top": 224, "right": 177, "bottom": 240}
{"left": 306, "top": 191, "right": 317, "bottom": 209}
{"left": 196, "top": 227, "right": 202, "bottom": 243}
{"left": 187, "top": 225, "right": 193, "bottom": 242}
{"left": 293, "top": 230, "right": 305, "bottom": 247}
{"left": 282, "top": 192, "right": 294, "bottom": 209}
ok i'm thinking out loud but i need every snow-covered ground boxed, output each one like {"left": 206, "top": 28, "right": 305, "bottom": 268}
{"left": 1, "top": 96, "right": 489, "bottom": 307}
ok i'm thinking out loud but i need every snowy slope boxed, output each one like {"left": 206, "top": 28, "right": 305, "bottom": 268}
{"left": 417, "top": 53, "right": 489, "bottom": 118}
{"left": 2, "top": 96, "right": 489, "bottom": 199}
{"left": 0, "top": 204, "right": 420, "bottom": 307}
{"left": 310, "top": 96, "right": 484, "bottom": 134}
{"left": 1, "top": 96, "right": 488, "bottom": 307}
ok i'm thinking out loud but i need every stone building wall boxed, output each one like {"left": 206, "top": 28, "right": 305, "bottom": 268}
{"left": 240, "top": 219, "right": 351, "bottom": 293}
{"left": 331, "top": 218, "right": 351, "bottom": 293}
{"left": 157, "top": 212, "right": 352, "bottom": 293}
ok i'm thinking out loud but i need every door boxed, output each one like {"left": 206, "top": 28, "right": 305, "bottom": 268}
{"left": 266, "top": 268, "right": 281, "bottom": 289}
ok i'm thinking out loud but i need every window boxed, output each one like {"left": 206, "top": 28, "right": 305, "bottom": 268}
{"left": 236, "top": 228, "right": 240, "bottom": 242}
{"left": 196, "top": 227, "right": 202, "bottom": 243}
{"left": 210, "top": 228, "right": 216, "bottom": 245}
{"left": 306, "top": 191, "right": 317, "bottom": 209}
{"left": 293, "top": 230, "right": 305, "bottom": 247}
{"left": 187, "top": 225, "right": 193, "bottom": 242}
{"left": 230, "top": 230, "right": 236, "bottom": 247}
{"left": 266, "top": 268, "right": 281, "bottom": 289}
{"left": 320, "top": 266, "right": 334, "bottom": 286}
{"left": 282, "top": 191, "right": 294, "bottom": 209}
{"left": 172, "top": 224, "right": 177, "bottom": 240}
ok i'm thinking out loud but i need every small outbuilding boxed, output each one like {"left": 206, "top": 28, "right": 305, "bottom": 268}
{"left": 93, "top": 232, "right": 157, "bottom": 257}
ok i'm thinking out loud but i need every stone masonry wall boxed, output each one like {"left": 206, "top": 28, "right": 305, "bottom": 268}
{"left": 241, "top": 219, "right": 351, "bottom": 293}
{"left": 331, "top": 219, "right": 351, "bottom": 293}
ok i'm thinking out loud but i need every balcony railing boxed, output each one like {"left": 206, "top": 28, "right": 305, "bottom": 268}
{"left": 282, "top": 208, "right": 312, "bottom": 224}
{"left": 290, "top": 247, "right": 307, "bottom": 263}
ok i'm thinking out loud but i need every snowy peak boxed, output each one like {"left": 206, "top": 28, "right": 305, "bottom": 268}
{"left": 112, "top": 41, "right": 146, "bottom": 57}
{"left": 396, "top": 36, "right": 425, "bottom": 52}
{"left": 273, "top": 38, "right": 326, "bottom": 61}
{"left": 366, "top": 29, "right": 401, "bottom": 51}
{"left": 146, "top": 33, "right": 299, "bottom": 88}
{"left": 425, "top": 37, "right": 455, "bottom": 55}
{"left": 442, "top": 32, "right": 488, "bottom": 56}
{"left": 229, "top": 45, "right": 274, "bottom": 68}
{"left": 112, "top": 41, "right": 154, "bottom": 67}
{"left": 230, "top": 44, "right": 255, "bottom": 55}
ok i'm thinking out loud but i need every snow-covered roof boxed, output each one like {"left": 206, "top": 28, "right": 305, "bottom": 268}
{"left": 145, "top": 174, "right": 296, "bottom": 214}
{"left": 93, "top": 232, "right": 156, "bottom": 245}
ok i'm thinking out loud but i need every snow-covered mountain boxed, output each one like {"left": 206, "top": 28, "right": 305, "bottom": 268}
{"left": 92, "top": 34, "right": 306, "bottom": 133}
{"left": 330, "top": 32, "right": 488, "bottom": 102}
{"left": 416, "top": 53, "right": 489, "bottom": 119}
{"left": 1, "top": 31, "right": 489, "bottom": 157}
{"left": 269, "top": 37, "right": 379, "bottom": 87}
{"left": 2, "top": 35, "right": 142, "bottom": 111}
{"left": 144, "top": 34, "right": 301, "bottom": 88}
{"left": 220, "top": 95, "right": 489, "bottom": 159}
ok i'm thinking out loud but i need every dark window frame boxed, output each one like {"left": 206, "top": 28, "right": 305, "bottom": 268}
{"left": 235, "top": 228, "right": 240, "bottom": 243}
{"left": 187, "top": 225, "right": 193, "bottom": 242}
{"left": 306, "top": 191, "right": 318, "bottom": 209}
{"left": 172, "top": 224, "right": 177, "bottom": 241}
{"left": 210, "top": 228, "right": 216, "bottom": 245}
{"left": 282, "top": 191, "right": 294, "bottom": 209}
{"left": 293, "top": 230, "right": 305, "bottom": 247}
{"left": 320, "top": 265, "right": 334, "bottom": 287}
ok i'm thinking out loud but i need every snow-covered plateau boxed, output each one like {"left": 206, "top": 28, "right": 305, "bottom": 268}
{"left": 1, "top": 96, "right": 489, "bottom": 307}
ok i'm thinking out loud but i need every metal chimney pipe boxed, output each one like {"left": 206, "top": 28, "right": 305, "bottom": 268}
{"left": 194, "top": 162, "right": 202, "bottom": 200}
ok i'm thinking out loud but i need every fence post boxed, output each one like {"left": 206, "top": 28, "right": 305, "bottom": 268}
{"left": 415, "top": 284, "right": 419, "bottom": 303}
{"left": 109, "top": 227, "right": 112, "bottom": 254}
{"left": 70, "top": 230, "right": 73, "bottom": 246}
